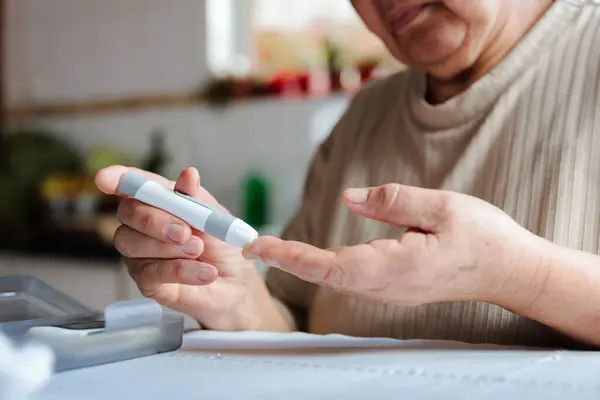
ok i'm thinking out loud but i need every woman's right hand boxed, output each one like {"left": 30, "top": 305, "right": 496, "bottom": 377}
{"left": 95, "top": 165, "right": 293, "bottom": 332}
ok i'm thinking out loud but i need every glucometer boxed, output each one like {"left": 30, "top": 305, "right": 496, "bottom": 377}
{"left": 117, "top": 172, "right": 259, "bottom": 248}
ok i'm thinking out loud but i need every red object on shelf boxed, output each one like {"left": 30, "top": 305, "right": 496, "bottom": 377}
{"left": 358, "top": 63, "right": 377, "bottom": 84}
{"left": 269, "top": 72, "right": 307, "bottom": 99}
{"left": 296, "top": 73, "right": 310, "bottom": 94}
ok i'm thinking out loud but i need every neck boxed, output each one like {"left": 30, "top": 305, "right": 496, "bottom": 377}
{"left": 426, "top": 1, "right": 553, "bottom": 104}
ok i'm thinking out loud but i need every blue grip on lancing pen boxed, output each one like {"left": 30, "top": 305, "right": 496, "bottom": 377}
{"left": 117, "top": 172, "right": 258, "bottom": 248}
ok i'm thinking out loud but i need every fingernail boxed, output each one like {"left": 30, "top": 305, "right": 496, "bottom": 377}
{"left": 185, "top": 167, "right": 200, "bottom": 186}
{"left": 192, "top": 167, "right": 201, "bottom": 186}
{"left": 165, "top": 224, "right": 186, "bottom": 243}
{"left": 196, "top": 267, "right": 215, "bottom": 282}
{"left": 264, "top": 259, "right": 281, "bottom": 269}
{"left": 185, "top": 266, "right": 214, "bottom": 282}
{"left": 242, "top": 241, "right": 260, "bottom": 260}
{"left": 182, "top": 237, "right": 202, "bottom": 256}
{"left": 345, "top": 188, "right": 369, "bottom": 204}
{"left": 244, "top": 252, "right": 261, "bottom": 261}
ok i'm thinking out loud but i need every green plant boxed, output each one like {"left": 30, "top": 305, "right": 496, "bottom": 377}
{"left": 0, "top": 126, "right": 83, "bottom": 225}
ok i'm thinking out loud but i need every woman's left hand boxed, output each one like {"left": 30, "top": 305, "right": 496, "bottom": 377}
{"left": 243, "top": 184, "right": 549, "bottom": 307}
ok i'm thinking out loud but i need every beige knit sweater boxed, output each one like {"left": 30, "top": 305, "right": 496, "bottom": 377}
{"left": 266, "top": 0, "right": 600, "bottom": 347}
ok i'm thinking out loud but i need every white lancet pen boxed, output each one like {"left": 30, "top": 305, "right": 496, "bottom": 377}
{"left": 117, "top": 172, "right": 259, "bottom": 248}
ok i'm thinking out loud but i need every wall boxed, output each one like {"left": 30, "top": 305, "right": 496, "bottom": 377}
{"left": 5, "top": 0, "right": 208, "bottom": 106}
{"left": 34, "top": 96, "right": 349, "bottom": 226}
{"left": 4, "top": 0, "right": 350, "bottom": 226}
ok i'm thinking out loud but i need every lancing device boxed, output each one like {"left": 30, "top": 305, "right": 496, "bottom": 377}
{"left": 117, "top": 172, "right": 259, "bottom": 248}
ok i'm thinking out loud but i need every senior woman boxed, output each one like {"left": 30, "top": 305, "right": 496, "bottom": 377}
{"left": 96, "top": 0, "right": 600, "bottom": 348}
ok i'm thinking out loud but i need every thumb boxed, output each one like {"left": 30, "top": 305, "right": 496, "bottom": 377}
{"left": 174, "top": 167, "right": 229, "bottom": 213}
{"left": 342, "top": 184, "right": 449, "bottom": 232}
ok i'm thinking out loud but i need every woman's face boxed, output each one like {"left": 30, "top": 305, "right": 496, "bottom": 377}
{"left": 350, "top": 0, "right": 508, "bottom": 78}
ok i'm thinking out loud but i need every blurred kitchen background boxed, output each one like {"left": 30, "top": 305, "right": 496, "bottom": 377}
{"left": 0, "top": 0, "right": 401, "bottom": 325}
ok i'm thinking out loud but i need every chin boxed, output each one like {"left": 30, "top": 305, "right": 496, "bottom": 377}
{"left": 407, "top": 43, "right": 458, "bottom": 66}
{"left": 387, "top": 6, "right": 472, "bottom": 78}
{"left": 394, "top": 30, "right": 472, "bottom": 79}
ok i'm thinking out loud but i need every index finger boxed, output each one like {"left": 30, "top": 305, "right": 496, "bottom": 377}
{"left": 243, "top": 236, "right": 343, "bottom": 286}
{"left": 95, "top": 165, "right": 174, "bottom": 196}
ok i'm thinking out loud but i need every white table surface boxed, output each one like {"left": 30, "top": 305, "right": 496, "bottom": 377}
{"left": 36, "top": 331, "right": 600, "bottom": 399}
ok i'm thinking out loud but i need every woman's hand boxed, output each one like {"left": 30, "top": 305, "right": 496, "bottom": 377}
{"left": 95, "top": 166, "right": 293, "bottom": 332}
{"left": 244, "top": 184, "right": 549, "bottom": 309}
